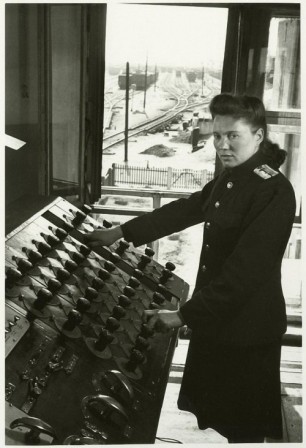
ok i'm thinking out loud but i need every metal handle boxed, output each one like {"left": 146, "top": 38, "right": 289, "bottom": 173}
{"left": 82, "top": 394, "right": 128, "bottom": 422}
{"left": 10, "top": 416, "right": 56, "bottom": 444}
{"left": 105, "top": 370, "right": 134, "bottom": 403}
{"left": 63, "top": 435, "right": 98, "bottom": 445}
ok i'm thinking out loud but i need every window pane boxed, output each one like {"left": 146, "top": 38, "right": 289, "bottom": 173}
{"left": 102, "top": 5, "right": 228, "bottom": 191}
{"left": 263, "top": 17, "right": 300, "bottom": 111}
{"left": 268, "top": 130, "right": 301, "bottom": 216}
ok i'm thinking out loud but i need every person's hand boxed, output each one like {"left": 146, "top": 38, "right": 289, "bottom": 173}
{"left": 84, "top": 225, "right": 123, "bottom": 247}
{"left": 143, "top": 309, "right": 184, "bottom": 333}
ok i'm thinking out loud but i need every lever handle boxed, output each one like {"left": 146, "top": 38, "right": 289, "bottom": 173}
{"left": 165, "top": 261, "right": 176, "bottom": 271}
{"left": 98, "top": 268, "right": 111, "bottom": 281}
{"left": 6, "top": 267, "right": 23, "bottom": 285}
{"left": 22, "top": 248, "right": 43, "bottom": 265}
{"left": 10, "top": 416, "right": 56, "bottom": 445}
{"left": 95, "top": 328, "right": 114, "bottom": 351}
{"left": 102, "top": 370, "right": 134, "bottom": 403}
{"left": 76, "top": 297, "right": 91, "bottom": 313}
{"left": 112, "top": 305, "right": 126, "bottom": 320}
{"left": 62, "top": 221, "right": 74, "bottom": 232}
{"left": 63, "top": 435, "right": 97, "bottom": 444}
{"left": 85, "top": 287, "right": 99, "bottom": 302}
{"left": 103, "top": 219, "right": 113, "bottom": 229}
{"left": 137, "top": 254, "right": 151, "bottom": 270}
{"left": 36, "top": 241, "right": 52, "bottom": 256}
{"left": 45, "top": 234, "right": 60, "bottom": 247}
{"left": 82, "top": 394, "right": 128, "bottom": 422}
{"left": 92, "top": 277, "right": 105, "bottom": 291}
{"left": 104, "top": 261, "right": 116, "bottom": 273}
{"left": 72, "top": 210, "right": 87, "bottom": 226}
{"left": 17, "top": 259, "right": 33, "bottom": 274}
{"left": 159, "top": 268, "right": 173, "bottom": 283}
{"left": 79, "top": 244, "right": 91, "bottom": 257}
{"left": 71, "top": 252, "right": 85, "bottom": 265}
{"left": 64, "top": 260, "right": 78, "bottom": 273}
{"left": 34, "top": 288, "right": 53, "bottom": 310}
{"left": 135, "top": 335, "right": 150, "bottom": 352}
{"left": 63, "top": 309, "right": 82, "bottom": 331}
{"left": 128, "top": 277, "right": 140, "bottom": 289}
{"left": 106, "top": 317, "right": 120, "bottom": 332}
{"left": 110, "top": 252, "right": 121, "bottom": 263}
{"left": 56, "top": 268, "right": 71, "bottom": 283}
{"left": 118, "top": 295, "right": 131, "bottom": 309}
{"left": 144, "top": 247, "right": 155, "bottom": 257}
{"left": 152, "top": 292, "right": 165, "bottom": 305}
{"left": 132, "top": 268, "right": 144, "bottom": 279}
{"left": 82, "top": 204, "right": 92, "bottom": 214}
{"left": 54, "top": 227, "right": 68, "bottom": 241}
{"left": 123, "top": 286, "right": 135, "bottom": 298}
{"left": 47, "top": 278, "right": 61, "bottom": 294}
{"left": 116, "top": 240, "right": 130, "bottom": 255}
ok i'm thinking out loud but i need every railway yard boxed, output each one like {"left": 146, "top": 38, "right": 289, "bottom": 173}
{"left": 102, "top": 70, "right": 220, "bottom": 175}
{"left": 103, "top": 70, "right": 220, "bottom": 138}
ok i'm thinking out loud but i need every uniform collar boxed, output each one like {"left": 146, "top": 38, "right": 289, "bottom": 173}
{"left": 223, "top": 150, "right": 267, "bottom": 180}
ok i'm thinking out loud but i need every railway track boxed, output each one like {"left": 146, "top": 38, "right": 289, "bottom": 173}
{"left": 102, "top": 73, "right": 218, "bottom": 150}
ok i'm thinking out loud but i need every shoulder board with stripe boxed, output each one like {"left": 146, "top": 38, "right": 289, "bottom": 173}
{"left": 253, "top": 164, "right": 279, "bottom": 180}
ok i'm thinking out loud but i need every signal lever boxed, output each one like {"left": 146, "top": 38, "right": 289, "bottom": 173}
{"left": 10, "top": 416, "right": 57, "bottom": 445}
{"left": 82, "top": 394, "right": 132, "bottom": 439}
{"left": 92, "top": 370, "right": 138, "bottom": 410}
{"left": 64, "top": 435, "right": 99, "bottom": 445}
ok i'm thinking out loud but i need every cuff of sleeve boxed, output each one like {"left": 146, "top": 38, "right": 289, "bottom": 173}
{"left": 179, "top": 305, "right": 190, "bottom": 328}
{"left": 177, "top": 310, "right": 185, "bottom": 326}
{"left": 121, "top": 222, "right": 134, "bottom": 243}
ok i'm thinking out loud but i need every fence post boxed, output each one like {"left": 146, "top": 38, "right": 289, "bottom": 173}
{"left": 150, "top": 193, "right": 161, "bottom": 259}
{"left": 111, "top": 163, "right": 116, "bottom": 186}
{"left": 167, "top": 167, "right": 172, "bottom": 190}
{"left": 201, "top": 169, "right": 207, "bottom": 187}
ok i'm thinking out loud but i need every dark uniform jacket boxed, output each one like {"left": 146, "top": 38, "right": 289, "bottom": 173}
{"left": 121, "top": 149, "right": 296, "bottom": 346}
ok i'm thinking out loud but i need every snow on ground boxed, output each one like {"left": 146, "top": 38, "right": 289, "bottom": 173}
{"left": 102, "top": 129, "right": 216, "bottom": 175}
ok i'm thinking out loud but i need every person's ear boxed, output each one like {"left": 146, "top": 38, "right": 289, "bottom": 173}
{"left": 255, "top": 128, "right": 264, "bottom": 144}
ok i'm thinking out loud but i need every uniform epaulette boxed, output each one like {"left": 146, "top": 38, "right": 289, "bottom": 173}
{"left": 253, "top": 164, "right": 279, "bottom": 180}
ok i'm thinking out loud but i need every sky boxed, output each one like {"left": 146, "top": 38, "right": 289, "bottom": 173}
{"left": 105, "top": 4, "right": 228, "bottom": 70}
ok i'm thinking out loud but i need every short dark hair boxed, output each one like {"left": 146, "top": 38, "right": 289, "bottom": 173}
{"left": 209, "top": 93, "right": 287, "bottom": 166}
{"left": 209, "top": 93, "right": 267, "bottom": 137}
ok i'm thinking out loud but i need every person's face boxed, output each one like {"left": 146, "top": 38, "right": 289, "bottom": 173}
{"left": 213, "top": 115, "right": 264, "bottom": 168}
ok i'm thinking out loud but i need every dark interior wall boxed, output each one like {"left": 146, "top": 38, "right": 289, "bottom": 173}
{"left": 51, "top": 5, "right": 82, "bottom": 187}
{"left": 5, "top": 4, "right": 41, "bottom": 205}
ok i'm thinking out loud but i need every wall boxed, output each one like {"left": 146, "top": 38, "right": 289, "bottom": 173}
{"left": 5, "top": 4, "right": 41, "bottom": 205}
{"left": 50, "top": 5, "right": 82, "bottom": 188}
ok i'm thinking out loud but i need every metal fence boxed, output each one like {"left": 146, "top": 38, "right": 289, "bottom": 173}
{"left": 105, "top": 163, "right": 214, "bottom": 190}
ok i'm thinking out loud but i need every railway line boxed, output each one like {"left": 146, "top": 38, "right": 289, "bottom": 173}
{"left": 102, "top": 72, "right": 218, "bottom": 150}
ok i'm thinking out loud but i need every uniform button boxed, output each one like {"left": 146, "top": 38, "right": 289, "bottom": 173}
{"left": 205, "top": 244, "right": 210, "bottom": 251}
{"left": 227, "top": 182, "right": 233, "bottom": 189}
{"left": 205, "top": 222, "right": 211, "bottom": 229}
{"left": 201, "top": 265, "right": 207, "bottom": 273}
{"left": 215, "top": 201, "right": 220, "bottom": 208}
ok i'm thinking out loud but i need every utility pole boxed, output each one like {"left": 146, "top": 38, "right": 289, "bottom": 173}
{"left": 124, "top": 62, "right": 129, "bottom": 162}
{"left": 154, "top": 64, "right": 157, "bottom": 91}
{"left": 143, "top": 56, "right": 148, "bottom": 110}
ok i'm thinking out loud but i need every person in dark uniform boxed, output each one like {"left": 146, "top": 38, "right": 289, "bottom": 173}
{"left": 86, "top": 94, "right": 296, "bottom": 443}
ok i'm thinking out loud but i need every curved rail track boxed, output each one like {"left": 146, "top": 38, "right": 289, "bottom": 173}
{"left": 102, "top": 72, "right": 219, "bottom": 150}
